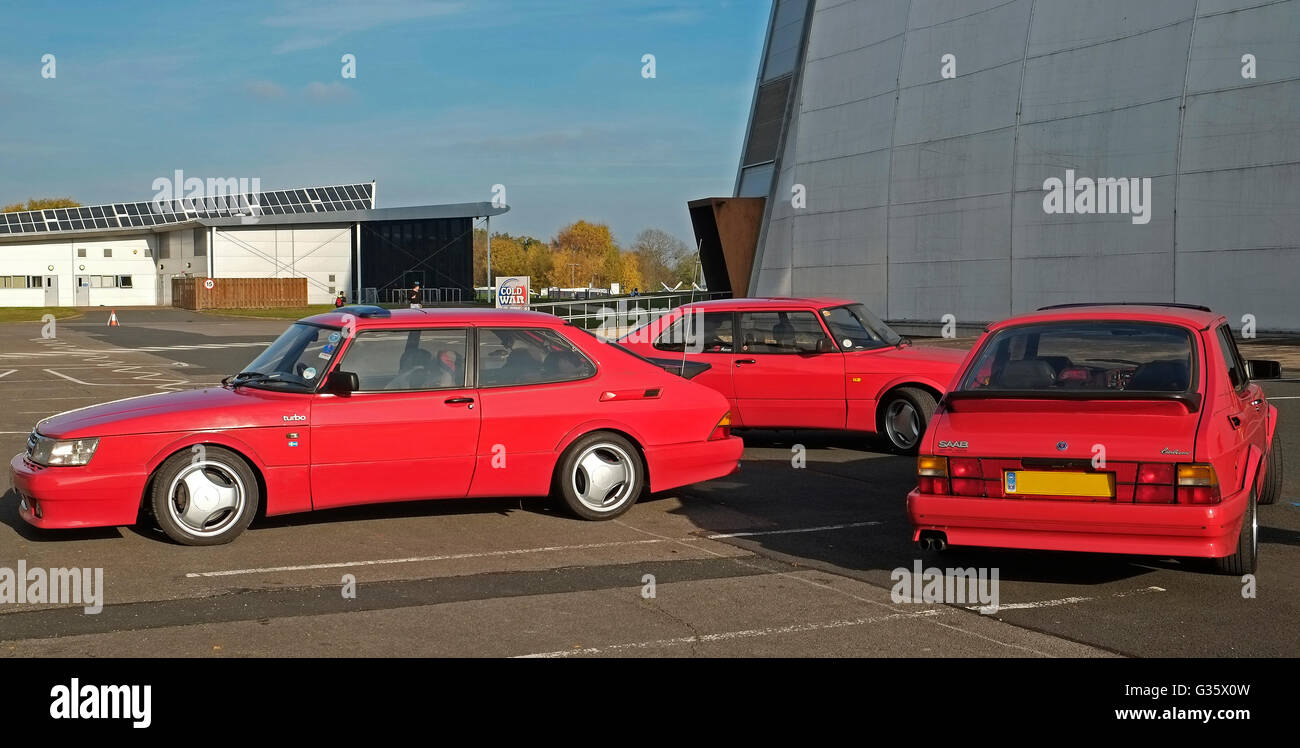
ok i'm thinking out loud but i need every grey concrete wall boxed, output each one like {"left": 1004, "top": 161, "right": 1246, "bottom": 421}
{"left": 751, "top": 0, "right": 1300, "bottom": 330}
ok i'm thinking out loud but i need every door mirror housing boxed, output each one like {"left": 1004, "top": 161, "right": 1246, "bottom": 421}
{"left": 326, "top": 370, "right": 360, "bottom": 394}
{"left": 1246, "top": 359, "right": 1282, "bottom": 380}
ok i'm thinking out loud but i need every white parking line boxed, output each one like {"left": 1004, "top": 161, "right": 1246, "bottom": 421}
{"left": 185, "top": 522, "right": 885, "bottom": 578}
{"left": 0, "top": 369, "right": 16, "bottom": 379}
{"left": 516, "top": 609, "right": 946, "bottom": 658}
{"left": 970, "top": 585, "right": 1166, "bottom": 612}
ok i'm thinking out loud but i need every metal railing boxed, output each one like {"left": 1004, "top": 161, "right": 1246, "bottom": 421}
{"left": 528, "top": 291, "right": 730, "bottom": 336}
{"left": 387, "top": 287, "right": 465, "bottom": 305}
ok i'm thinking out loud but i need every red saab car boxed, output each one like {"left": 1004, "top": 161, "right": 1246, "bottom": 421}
{"left": 618, "top": 297, "right": 965, "bottom": 452}
{"left": 11, "top": 306, "right": 742, "bottom": 545}
{"left": 908, "top": 303, "right": 1283, "bottom": 574}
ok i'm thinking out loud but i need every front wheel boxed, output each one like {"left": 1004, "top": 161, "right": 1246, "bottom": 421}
{"left": 878, "top": 387, "right": 937, "bottom": 454}
{"left": 1258, "top": 433, "right": 1283, "bottom": 505}
{"left": 1213, "top": 490, "right": 1258, "bottom": 575}
{"left": 555, "top": 432, "right": 645, "bottom": 521}
{"left": 150, "top": 446, "right": 259, "bottom": 546}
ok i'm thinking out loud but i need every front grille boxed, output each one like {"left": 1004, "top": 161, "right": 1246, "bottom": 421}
{"left": 25, "top": 430, "right": 37, "bottom": 457}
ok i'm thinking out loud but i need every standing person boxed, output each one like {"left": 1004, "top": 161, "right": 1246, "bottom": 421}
{"left": 408, "top": 282, "right": 422, "bottom": 309}
{"left": 334, "top": 292, "right": 347, "bottom": 308}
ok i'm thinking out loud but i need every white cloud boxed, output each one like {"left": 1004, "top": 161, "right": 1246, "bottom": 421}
{"left": 263, "top": 0, "right": 466, "bottom": 53}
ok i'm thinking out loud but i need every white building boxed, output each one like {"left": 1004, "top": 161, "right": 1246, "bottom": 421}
{"left": 0, "top": 182, "right": 506, "bottom": 307}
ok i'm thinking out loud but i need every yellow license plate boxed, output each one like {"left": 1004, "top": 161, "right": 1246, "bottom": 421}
{"left": 1004, "top": 470, "right": 1114, "bottom": 498}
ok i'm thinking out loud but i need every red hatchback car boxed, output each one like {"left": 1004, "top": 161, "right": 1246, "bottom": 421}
{"left": 619, "top": 297, "right": 965, "bottom": 452}
{"left": 11, "top": 306, "right": 742, "bottom": 545}
{"left": 908, "top": 303, "right": 1283, "bottom": 573}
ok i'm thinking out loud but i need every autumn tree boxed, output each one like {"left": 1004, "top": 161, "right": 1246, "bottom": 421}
{"left": 632, "top": 228, "right": 695, "bottom": 289}
{"left": 2, "top": 197, "right": 81, "bottom": 213}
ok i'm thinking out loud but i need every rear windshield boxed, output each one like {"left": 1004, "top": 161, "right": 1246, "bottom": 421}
{"left": 958, "top": 322, "right": 1196, "bottom": 394}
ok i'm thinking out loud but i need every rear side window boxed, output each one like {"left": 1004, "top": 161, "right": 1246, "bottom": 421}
{"left": 654, "top": 311, "right": 734, "bottom": 353}
{"left": 959, "top": 322, "right": 1195, "bottom": 393}
{"left": 341, "top": 329, "right": 468, "bottom": 392}
{"left": 1215, "top": 325, "right": 1247, "bottom": 391}
{"left": 478, "top": 328, "right": 596, "bottom": 387}
{"left": 737, "top": 311, "right": 831, "bottom": 354}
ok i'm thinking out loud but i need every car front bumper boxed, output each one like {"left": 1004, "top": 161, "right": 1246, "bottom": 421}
{"left": 10, "top": 453, "right": 144, "bottom": 529}
{"left": 907, "top": 485, "right": 1250, "bottom": 559}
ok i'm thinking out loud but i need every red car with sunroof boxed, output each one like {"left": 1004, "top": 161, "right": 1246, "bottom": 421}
{"left": 12, "top": 306, "right": 742, "bottom": 545}
{"left": 908, "top": 303, "right": 1283, "bottom": 573}
{"left": 618, "top": 297, "right": 965, "bottom": 453}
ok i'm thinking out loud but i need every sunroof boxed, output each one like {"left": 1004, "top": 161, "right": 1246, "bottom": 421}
{"left": 0, "top": 182, "right": 376, "bottom": 235}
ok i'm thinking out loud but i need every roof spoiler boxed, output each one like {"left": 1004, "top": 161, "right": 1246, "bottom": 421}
{"left": 942, "top": 389, "right": 1202, "bottom": 412}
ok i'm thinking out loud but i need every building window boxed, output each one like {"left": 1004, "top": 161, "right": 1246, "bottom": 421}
{"left": 328, "top": 274, "right": 336, "bottom": 282}
{"left": 118, "top": 276, "right": 133, "bottom": 289}
{"left": 77, "top": 248, "right": 86, "bottom": 257}
{"left": 91, "top": 276, "right": 120, "bottom": 288}
{"left": 104, "top": 248, "right": 113, "bottom": 258}
{"left": 144, "top": 247, "right": 153, "bottom": 258}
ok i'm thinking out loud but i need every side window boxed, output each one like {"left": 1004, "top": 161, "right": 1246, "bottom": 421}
{"left": 737, "top": 311, "right": 831, "bottom": 354}
{"left": 654, "top": 312, "right": 734, "bottom": 353}
{"left": 1216, "top": 325, "right": 1247, "bottom": 391}
{"left": 478, "top": 328, "right": 596, "bottom": 387}
{"left": 340, "top": 328, "right": 468, "bottom": 392}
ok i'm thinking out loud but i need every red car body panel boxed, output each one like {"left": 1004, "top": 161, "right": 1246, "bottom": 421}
{"left": 618, "top": 297, "right": 964, "bottom": 432}
{"left": 907, "top": 304, "right": 1277, "bottom": 559}
{"left": 12, "top": 308, "right": 741, "bottom": 530}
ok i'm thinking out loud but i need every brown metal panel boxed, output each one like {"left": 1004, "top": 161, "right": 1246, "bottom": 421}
{"left": 688, "top": 197, "right": 764, "bottom": 298}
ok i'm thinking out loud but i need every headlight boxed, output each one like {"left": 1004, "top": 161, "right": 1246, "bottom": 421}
{"left": 28, "top": 434, "right": 100, "bottom": 466}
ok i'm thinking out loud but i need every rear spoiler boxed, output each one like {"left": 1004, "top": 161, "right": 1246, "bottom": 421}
{"left": 644, "top": 357, "right": 712, "bottom": 380}
{"left": 942, "top": 389, "right": 1202, "bottom": 412}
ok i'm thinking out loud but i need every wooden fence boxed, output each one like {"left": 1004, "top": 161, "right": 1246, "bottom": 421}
{"left": 172, "top": 277, "right": 308, "bottom": 310}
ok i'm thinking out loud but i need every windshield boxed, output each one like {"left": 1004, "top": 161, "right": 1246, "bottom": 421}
{"left": 235, "top": 323, "right": 342, "bottom": 391}
{"left": 819, "top": 304, "right": 901, "bottom": 350}
{"left": 958, "top": 322, "right": 1196, "bottom": 394}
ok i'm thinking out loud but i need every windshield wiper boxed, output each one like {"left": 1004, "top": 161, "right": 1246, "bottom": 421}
{"left": 223, "top": 371, "right": 293, "bottom": 388}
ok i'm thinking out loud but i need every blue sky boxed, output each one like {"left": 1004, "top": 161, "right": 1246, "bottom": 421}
{"left": 0, "top": 0, "right": 770, "bottom": 246}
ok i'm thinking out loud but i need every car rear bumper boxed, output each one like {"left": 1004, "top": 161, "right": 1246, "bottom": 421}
{"left": 907, "top": 486, "right": 1249, "bottom": 559}
{"left": 644, "top": 436, "right": 743, "bottom": 493}
{"left": 10, "top": 453, "right": 144, "bottom": 529}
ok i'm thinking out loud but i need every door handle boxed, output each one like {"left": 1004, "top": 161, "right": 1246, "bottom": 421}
{"left": 735, "top": 359, "right": 757, "bottom": 366}
{"left": 445, "top": 397, "right": 475, "bottom": 408}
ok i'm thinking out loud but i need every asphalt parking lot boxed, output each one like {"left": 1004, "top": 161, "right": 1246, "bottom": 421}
{"left": 1, "top": 308, "right": 1297, "bottom": 657}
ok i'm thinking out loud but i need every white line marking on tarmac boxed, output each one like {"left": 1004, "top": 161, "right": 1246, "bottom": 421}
{"left": 185, "top": 522, "right": 885, "bottom": 578}
{"left": 516, "top": 609, "right": 946, "bottom": 658}
{"left": 44, "top": 369, "right": 140, "bottom": 387}
{"left": 0, "top": 369, "right": 16, "bottom": 379}
{"left": 969, "top": 585, "right": 1166, "bottom": 612}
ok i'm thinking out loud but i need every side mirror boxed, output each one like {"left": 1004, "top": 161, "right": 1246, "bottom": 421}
{"left": 326, "top": 370, "right": 360, "bottom": 394}
{"left": 1246, "top": 359, "right": 1282, "bottom": 380}
{"left": 818, "top": 337, "right": 836, "bottom": 353}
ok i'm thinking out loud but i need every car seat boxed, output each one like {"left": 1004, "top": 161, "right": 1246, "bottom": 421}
{"left": 1127, "top": 359, "right": 1190, "bottom": 391}
{"left": 995, "top": 360, "right": 1057, "bottom": 389}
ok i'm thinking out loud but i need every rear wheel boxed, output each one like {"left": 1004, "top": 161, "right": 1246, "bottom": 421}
{"left": 1258, "top": 433, "right": 1283, "bottom": 506}
{"left": 1213, "top": 489, "right": 1258, "bottom": 575}
{"left": 150, "top": 446, "right": 259, "bottom": 546}
{"left": 879, "top": 387, "right": 937, "bottom": 454}
{"left": 555, "top": 432, "right": 645, "bottom": 521}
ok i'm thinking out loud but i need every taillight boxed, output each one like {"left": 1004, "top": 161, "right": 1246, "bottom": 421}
{"left": 1177, "top": 464, "right": 1220, "bottom": 505}
{"left": 709, "top": 412, "right": 732, "bottom": 441}
{"left": 949, "top": 458, "right": 984, "bottom": 496}
{"left": 1135, "top": 462, "right": 1176, "bottom": 503}
{"left": 917, "top": 456, "right": 949, "bottom": 495}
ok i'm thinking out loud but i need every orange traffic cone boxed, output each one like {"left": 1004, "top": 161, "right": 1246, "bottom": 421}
{"left": 107, "top": 310, "right": 120, "bottom": 327}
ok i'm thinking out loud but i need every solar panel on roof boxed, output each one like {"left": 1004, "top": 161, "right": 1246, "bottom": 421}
{"left": 0, "top": 182, "right": 375, "bottom": 235}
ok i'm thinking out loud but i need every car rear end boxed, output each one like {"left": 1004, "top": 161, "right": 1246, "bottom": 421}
{"left": 907, "top": 317, "right": 1248, "bottom": 559}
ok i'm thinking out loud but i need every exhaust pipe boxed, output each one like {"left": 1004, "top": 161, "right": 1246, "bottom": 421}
{"left": 918, "top": 531, "right": 947, "bottom": 552}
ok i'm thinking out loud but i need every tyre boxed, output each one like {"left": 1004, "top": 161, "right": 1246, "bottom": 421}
{"left": 878, "top": 387, "right": 937, "bottom": 454}
{"left": 1258, "top": 433, "right": 1283, "bottom": 506}
{"left": 150, "top": 446, "right": 259, "bottom": 545}
{"left": 555, "top": 432, "right": 644, "bottom": 521}
{"left": 1213, "top": 489, "right": 1258, "bottom": 575}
